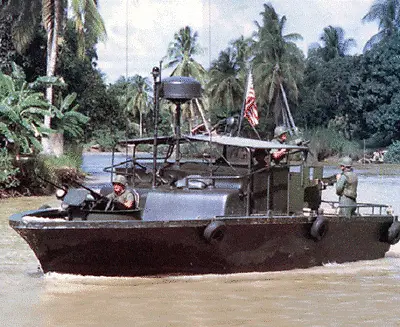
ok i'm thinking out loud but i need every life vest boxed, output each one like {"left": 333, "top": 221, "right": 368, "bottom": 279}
{"left": 342, "top": 171, "right": 358, "bottom": 199}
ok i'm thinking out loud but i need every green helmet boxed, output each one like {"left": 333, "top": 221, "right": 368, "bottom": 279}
{"left": 112, "top": 175, "right": 127, "bottom": 186}
{"left": 274, "top": 126, "right": 288, "bottom": 138}
{"left": 339, "top": 156, "right": 353, "bottom": 167}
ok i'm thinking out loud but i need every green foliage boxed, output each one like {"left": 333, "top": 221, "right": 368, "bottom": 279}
{"left": 251, "top": 4, "right": 305, "bottom": 137}
{"left": 207, "top": 47, "right": 245, "bottom": 119}
{"left": 39, "top": 152, "right": 82, "bottom": 173}
{"left": 354, "top": 34, "right": 400, "bottom": 144}
{"left": 303, "top": 127, "right": 360, "bottom": 161}
{"left": 164, "top": 26, "right": 207, "bottom": 83}
{"left": 297, "top": 55, "right": 361, "bottom": 134}
{"left": 88, "top": 128, "right": 126, "bottom": 151}
{"left": 362, "top": 0, "right": 400, "bottom": 51}
{"left": 0, "top": 69, "right": 52, "bottom": 155}
{"left": 52, "top": 92, "right": 90, "bottom": 139}
{"left": 0, "top": 148, "right": 20, "bottom": 189}
{"left": 108, "top": 75, "right": 152, "bottom": 137}
{"left": 26, "top": 153, "right": 84, "bottom": 193}
{"left": 384, "top": 141, "right": 400, "bottom": 163}
{"left": 316, "top": 26, "right": 356, "bottom": 61}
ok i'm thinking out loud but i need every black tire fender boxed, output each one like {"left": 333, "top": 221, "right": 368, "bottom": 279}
{"left": 204, "top": 221, "right": 226, "bottom": 243}
{"left": 387, "top": 221, "right": 400, "bottom": 245}
{"left": 310, "top": 216, "right": 328, "bottom": 241}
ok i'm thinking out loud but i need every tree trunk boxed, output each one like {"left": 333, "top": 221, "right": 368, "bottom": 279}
{"left": 50, "top": 132, "right": 64, "bottom": 157}
{"left": 139, "top": 111, "right": 143, "bottom": 138}
{"left": 42, "top": 0, "right": 63, "bottom": 156}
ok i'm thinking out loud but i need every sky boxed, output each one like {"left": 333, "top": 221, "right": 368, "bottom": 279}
{"left": 96, "top": 0, "right": 379, "bottom": 83}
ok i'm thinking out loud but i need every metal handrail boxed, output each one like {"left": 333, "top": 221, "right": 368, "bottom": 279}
{"left": 321, "top": 200, "right": 390, "bottom": 215}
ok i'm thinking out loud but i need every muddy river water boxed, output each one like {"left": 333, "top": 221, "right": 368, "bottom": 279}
{"left": 1, "top": 155, "right": 400, "bottom": 327}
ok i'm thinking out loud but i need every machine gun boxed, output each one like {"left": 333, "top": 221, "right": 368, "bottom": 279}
{"left": 35, "top": 174, "right": 69, "bottom": 199}
{"left": 71, "top": 180, "right": 106, "bottom": 201}
{"left": 71, "top": 180, "right": 128, "bottom": 211}
{"left": 293, "top": 138, "right": 310, "bottom": 146}
{"left": 319, "top": 174, "right": 337, "bottom": 189}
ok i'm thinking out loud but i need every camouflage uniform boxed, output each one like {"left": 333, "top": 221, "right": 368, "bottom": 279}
{"left": 336, "top": 167, "right": 358, "bottom": 218}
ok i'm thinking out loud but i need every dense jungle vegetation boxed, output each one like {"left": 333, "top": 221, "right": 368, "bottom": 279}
{"left": 1, "top": 0, "right": 400, "bottom": 197}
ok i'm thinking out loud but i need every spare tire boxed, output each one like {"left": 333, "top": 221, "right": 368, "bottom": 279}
{"left": 204, "top": 221, "right": 226, "bottom": 243}
{"left": 310, "top": 216, "right": 328, "bottom": 241}
{"left": 387, "top": 221, "right": 400, "bottom": 245}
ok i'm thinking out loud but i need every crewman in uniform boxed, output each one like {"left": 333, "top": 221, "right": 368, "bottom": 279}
{"left": 106, "top": 175, "right": 139, "bottom": 210}
{"left": 336, "top": 156, "right": 358, "bottom": 217}
{"left": 270, "top": 126, "right": 289, "bottom": 164}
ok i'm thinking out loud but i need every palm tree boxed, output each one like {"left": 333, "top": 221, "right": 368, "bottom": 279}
{"left": 362, "top": 0, "right": 400, "bottom": 51}
{"left": 252, "top": 4, "right": 304, "bottom": 130}
{"left": 207, "top": 48, "right": 244, "bottom": 119}
{"left": 0, "top": 0, "right": 43, "bottom": 54}
{"left": 125, "top": 75, "right": 151, "bottom": 138}
{"left": 69, "top": 0, "right": 107, "bottom": 58}
{"left": 164, "top": 26, "right": 207, "bottom": 83}
{"left": 319, "top": 26, "right": 356, "bottom": 61}
{"left": 164, "top": 26, "right": 208, "bottom": 133}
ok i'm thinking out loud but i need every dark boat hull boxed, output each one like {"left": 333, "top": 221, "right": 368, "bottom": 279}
{"left": 10, "top": 211, "right": 392, "bottom": 277}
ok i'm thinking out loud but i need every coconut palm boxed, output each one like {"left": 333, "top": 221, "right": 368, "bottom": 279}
{"left": 252, "top": 3, "right": 304, "bottom": 129}
{"left": 319, "top": 26, "right": 356, "bottom": 61}
{"left": 207, "top": 48, "right": 245, "bottom": 119}
{"left": 125, "top": 75, "right": 151, "bottom": 137}
{"left": 164, "top": 26, "right": 209, "bottom": 133}
{"left": 164, "top": 26, "right": 207, "bottom": 83}
{"left": 229, "top": 35, "right": 254, "bottom": 81}
{"left": 69, "top": 0, "right": 107, "bottom": 58}
{"left": 0, "top": 0, "right": 43, "bottom": 54}
{"left": 362, "top": 0, "right": 400, "bottom": 51}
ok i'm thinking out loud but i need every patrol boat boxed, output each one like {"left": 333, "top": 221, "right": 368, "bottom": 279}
{"left": 9, "top": 75, "right": 400, "bottom": 277}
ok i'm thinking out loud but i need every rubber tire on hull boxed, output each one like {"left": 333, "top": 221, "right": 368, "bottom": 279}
{"left": 204, "top": 221, "right": 226, "bottom": 243}
{"left": 387, "top": 221, "right": 400, "bottom": 245}
{"left": 310, "top": 216, "right": 328, "bottom": 241}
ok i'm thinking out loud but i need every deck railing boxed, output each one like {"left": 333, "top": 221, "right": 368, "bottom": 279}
{"left": 322, "top": 200, "right": 391, "bottom": 216}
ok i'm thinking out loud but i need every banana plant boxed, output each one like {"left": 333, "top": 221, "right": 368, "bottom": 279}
{"left": 0, "top": 71, "right": 52, "bottom": 156}
{"left": 52, "top": 92, "right": 89, "bottom": 139}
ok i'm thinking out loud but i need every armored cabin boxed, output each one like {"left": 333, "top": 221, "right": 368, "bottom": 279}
{"left": 112, "top": 135, "right": 318, "bottom": 221}
{"left": 110, "top": 75, "right": 318, "bottom": 221}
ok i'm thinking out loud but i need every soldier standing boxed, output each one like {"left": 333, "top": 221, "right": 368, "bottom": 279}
{"left": 336, "top": 157, "right": 358, "bottom": 217}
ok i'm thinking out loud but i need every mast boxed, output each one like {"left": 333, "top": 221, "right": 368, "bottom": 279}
{"left": 151, "top": 63, "right": 162, "bottom": 188}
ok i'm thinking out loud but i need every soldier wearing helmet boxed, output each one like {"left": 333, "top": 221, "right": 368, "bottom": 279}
{"left": 106, "top": 174, "right": 139, "bottom": 210}
{"left": 336, "top": 156, "right": 358, "bottom": 217}
{"left": 270, "top": 125, "right": 289, "bottom": 164}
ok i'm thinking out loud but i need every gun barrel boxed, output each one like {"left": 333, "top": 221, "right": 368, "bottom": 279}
{"left": 320, "top": 174, "right": 337, "bottom": 186}
{"left": 72, "top": 180, "right": 105, "bottom": 200}
{"left": 36, "top": 174, "right": 68, "bottom": 191}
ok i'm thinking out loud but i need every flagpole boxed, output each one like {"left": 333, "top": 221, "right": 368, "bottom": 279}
{"left": 237, "top": 71, "right": 250, "bottom": 136}
{"left": 251, "top": 125, "right": 261, "bottom": 140}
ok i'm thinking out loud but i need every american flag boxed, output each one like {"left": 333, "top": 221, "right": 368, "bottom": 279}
{"left": 243, "top": 72, "right": 259, "bottom": 127}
